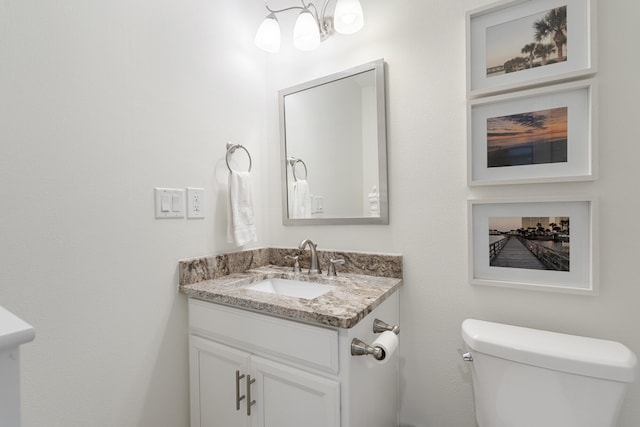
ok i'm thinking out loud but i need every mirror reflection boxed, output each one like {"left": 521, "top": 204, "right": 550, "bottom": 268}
{"left": 280, "top": 59, "right": 388, "bottom": 225}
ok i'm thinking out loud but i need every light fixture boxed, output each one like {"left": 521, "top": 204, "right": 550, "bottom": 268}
{"left": 333, "top": 0, "right": 364, "bottom": 34}
{"left": 254, "top": 13, "right": 281, "bottom": 53}
{"left": 293, "top": 7, "right": 321, "bottom": 51}
{"left": 254, "top": 0, "right": 364, "bottom": 53}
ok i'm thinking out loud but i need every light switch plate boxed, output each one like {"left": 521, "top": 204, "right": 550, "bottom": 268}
{"left": 154, "top": 188, "right": 184, "bottom": 218}
{"left": 187, "top": 187, "right": 205, "bottom": 219}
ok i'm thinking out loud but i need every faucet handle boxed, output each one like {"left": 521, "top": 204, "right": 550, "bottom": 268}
{"left": 327, "top": 258, "right": 345, "bottom": 277}
{"left": 285, "top": 255, "right": 301, "bottom": 273}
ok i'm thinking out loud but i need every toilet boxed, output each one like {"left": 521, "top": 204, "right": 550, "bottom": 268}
{"left": 461, "top": 319, "right": 637, "bottom": 427}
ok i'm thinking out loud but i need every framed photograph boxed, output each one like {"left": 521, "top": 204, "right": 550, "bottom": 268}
{"left": 468, "top": 197, "right": 597, "bottom": 294}
{"left": 466, "top": 0, "right": 597, "bottom": 97}
{"left": 468, "top": 79, "right": 596, "bottom": 185}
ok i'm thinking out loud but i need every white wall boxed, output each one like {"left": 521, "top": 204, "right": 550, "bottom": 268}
{"left": 2, "top": 1, "right": 640, "bottom": 427}
{"left": 265, "top": 1, "right": 640, "bottom": 426}
{"left": 0, "top": 0, "right": 267, "bottom": 426}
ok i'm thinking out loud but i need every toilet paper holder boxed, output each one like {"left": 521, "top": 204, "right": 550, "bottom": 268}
{"left": 373, "top": 318, "right": 400, "bottom": 335}
{"left": 351, "top": 318, "right": 400, "bottom": 361}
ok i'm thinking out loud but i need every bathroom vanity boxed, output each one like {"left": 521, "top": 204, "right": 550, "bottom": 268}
{"left": 179, "top": 250, "right": 402, "bottom": 427}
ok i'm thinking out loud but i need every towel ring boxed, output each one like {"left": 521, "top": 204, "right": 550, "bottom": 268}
{"left": 226, "top": 142, "right": 252, "bottom": 173}
{"left": 287, "top": 157, "right": 308, "bottom": 181}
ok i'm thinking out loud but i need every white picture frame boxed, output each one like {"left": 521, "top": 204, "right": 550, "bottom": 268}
{"left": 468, "top": 79, "right": 596, "bottom": 185}
{"left": 466, "top": 0, "right": 597, "bottom": 97}
{"left": 468, "top": 197, "right": 597, "bottom": 295}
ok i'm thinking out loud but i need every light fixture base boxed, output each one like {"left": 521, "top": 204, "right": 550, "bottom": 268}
{"left": 320, "top": 16, "right": 334, "bottom": 39}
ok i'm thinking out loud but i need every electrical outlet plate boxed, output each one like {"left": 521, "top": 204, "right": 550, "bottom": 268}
{"left": 187, "top": 187, "right": 205, "bottom": 219}
{"left": 154, "top": 188, "right": 185, "bottom": 219}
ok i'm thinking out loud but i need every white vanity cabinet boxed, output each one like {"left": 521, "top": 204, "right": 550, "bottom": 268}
{"left": 188, "top": 293, "right": 399, "bottom": 427}
{"left": 190, "top": 336, "right": 340, "bottom": 427}
{"left": 190, "top": 337, "right": 250, "bottom": 427}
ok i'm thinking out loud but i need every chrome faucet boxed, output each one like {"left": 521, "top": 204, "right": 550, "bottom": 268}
{"left": 298, "top": 239, "right": 321, "bottom": 275}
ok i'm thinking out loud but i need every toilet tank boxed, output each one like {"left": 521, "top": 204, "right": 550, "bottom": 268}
{"left": 461, "top": 319, "right": 637, "bottom": 427}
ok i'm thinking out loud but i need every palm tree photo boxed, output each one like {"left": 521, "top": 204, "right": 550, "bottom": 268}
{"left": 521, "top": 43, "right": 537, "bottom": 69}
{"left": 534, "top": 43, "right": 556, "bottom": 65}
{"left": 486, "top": 6, "right": 568, "bottom": 77}
{"left": 534, "top": 7, "right": 567, "bottom": 61}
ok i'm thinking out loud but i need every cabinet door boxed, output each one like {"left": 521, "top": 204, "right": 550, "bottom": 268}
{"left": 250, "top": 356, "right": 340, "bottom": 427}
{"left": 189, "top": 336, "right": 251, "bottom": 427}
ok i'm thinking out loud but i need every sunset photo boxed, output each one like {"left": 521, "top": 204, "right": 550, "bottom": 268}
{"left": 487, "top": 106, "right": 568, "bottom": 168}
{"left": 486, "top": 6, "right": 567, "bottom": 77}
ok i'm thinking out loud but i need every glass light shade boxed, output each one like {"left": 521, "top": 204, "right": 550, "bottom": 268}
{"left": 293, "top": 9, "right": 321, "bottom": 51}
{"left": 254, "top": 14, "right": 281, "bottom": 53}
{"left": 333, "top": 0, "right": 364, "bottom": 34}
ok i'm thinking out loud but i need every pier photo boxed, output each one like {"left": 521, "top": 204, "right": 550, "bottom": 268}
{"left": 489, "top": 216, "right": 570, "bottom": 272}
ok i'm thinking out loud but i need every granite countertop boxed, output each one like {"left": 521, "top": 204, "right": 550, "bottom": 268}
{"left": 179, "top": 265, "right": 402, "bottom": 329}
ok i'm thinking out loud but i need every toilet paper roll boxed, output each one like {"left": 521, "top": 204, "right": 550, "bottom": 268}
{"left": 372, "top": 331, "right": 399, "bottom": 364}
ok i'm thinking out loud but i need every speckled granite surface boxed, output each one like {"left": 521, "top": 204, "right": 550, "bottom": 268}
{"left": 179, "top": 247, "right": 402, "bottom": 285}
{"left": 270, "top": 248, "right": 403, "bottom": 279}
{"left": 179, "top": 248, "right": 271, "bottom": 285}
{"left": 178, "top": 248, "right": 403, "bottom": 329}
{"left": 179, "top": 265, "right": 402, "bottom": 328}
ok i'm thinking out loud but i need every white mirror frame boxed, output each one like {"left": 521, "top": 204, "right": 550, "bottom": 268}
{"left": 279, "top": 59, "right": 389, "bottom": 225}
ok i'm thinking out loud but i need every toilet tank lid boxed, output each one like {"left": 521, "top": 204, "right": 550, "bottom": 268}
{"left": 462, "top": 319, "right": 638, "bottom": 383}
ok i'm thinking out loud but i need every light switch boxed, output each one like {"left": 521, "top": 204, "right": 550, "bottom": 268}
{"left": 172, "top": 194, "right": 181, "bottom": 212}
{"left": 154, "top": 188, "right": 184, "bottom": 219}
{"left": 161, "top": 194, "right": 171, "bottom": 212}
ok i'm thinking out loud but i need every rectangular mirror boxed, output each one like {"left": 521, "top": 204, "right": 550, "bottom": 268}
{"left": 279, "top": 59, "right": 388, "bottom": 225}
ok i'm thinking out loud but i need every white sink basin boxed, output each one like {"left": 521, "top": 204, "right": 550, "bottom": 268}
{"left": 242, "top": 278, "right": 337, "bottom": 300}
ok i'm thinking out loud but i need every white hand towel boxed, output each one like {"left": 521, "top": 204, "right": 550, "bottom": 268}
{"left": 227, "top": 171, "right": 257, "bottom": 246}
{"left": 291, "top": 179, "right": 311, "bottom": 219}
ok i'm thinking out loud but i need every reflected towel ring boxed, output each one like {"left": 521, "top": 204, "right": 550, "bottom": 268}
{"left": 287, "top": 157, "right": 308, "bottom": 181}
{"left": 226, "top": 142, "right": 252, "bottom": 173}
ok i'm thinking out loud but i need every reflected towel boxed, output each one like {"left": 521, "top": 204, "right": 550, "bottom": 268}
{"left": 291, "top": 179, "right": 312, "bottom": 219}
{"left": 227, "top": 171, "right": 257, "bottom": 246}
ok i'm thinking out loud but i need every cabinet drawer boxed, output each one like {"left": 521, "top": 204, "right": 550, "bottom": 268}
{"left": 189, "top": 299, "right": 339, "bottom": 374}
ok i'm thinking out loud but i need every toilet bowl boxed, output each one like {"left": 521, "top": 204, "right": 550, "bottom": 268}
{"left": 461, "top": 319, "right": 637, "bottom": 427}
